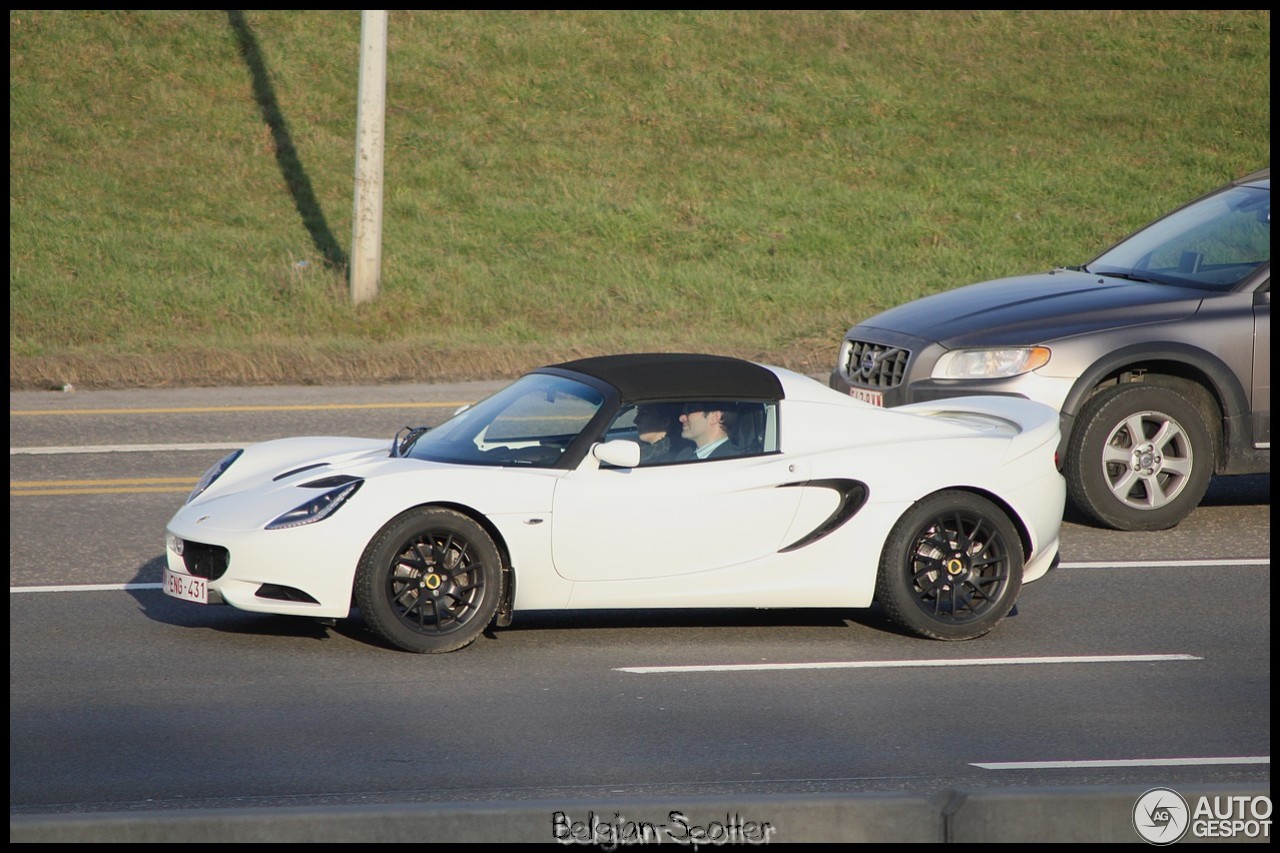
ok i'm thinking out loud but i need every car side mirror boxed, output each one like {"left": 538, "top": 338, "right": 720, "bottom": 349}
{"left": 592, "top": 439, "right": 641, "bottom": 469}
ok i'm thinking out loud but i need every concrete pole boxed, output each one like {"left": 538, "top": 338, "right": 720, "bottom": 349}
{"left": 350, "top": 10, "right": 387, "bottom": 305}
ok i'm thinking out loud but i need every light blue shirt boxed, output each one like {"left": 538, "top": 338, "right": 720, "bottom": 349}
{"left": 695, "top": 437, "right": 729, "bottom": 459}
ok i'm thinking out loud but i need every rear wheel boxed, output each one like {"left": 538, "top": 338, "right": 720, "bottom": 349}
{"left": 876, "top": 491, "right": 1024, "bottom": 640}
{"left": 355, "top": 508, "right": 503, "bottom": 653}
{"left": 1065, "top": 384, "right": 1213, "bottom": 531}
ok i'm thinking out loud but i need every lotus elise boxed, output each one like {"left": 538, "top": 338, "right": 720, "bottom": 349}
{"left": 163, "top": 353, "right": 1065, "bottom": 652}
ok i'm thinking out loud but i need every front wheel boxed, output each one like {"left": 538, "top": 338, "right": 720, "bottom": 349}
{"left": 355, "top": 507, "right": 503, "bottom": 653}
{"left": 1065, "top": 384, "right": 1213, "bottom": 531}
{"left": 875, "top": 491, "right": 1024, "bottom": 641}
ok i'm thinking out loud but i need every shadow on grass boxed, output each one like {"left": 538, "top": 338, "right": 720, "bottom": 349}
{"left": 226, "top": 10, "right": 347, "bottom": 271}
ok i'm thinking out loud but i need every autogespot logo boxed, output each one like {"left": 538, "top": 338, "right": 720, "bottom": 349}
{"left": 1134, "top": 787, "right": 1190, "bottom": 845}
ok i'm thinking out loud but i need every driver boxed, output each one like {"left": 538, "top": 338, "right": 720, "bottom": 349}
{"left": 676, "top": 402, "right": 742, "bottom": 460}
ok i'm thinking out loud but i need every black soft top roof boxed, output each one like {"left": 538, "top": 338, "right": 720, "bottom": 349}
{"left": 543, "top": 353, "right": 785, "bottom": 403}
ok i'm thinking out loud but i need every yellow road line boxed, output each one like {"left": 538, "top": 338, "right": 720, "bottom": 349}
{"left": 12, "top": 478, "right": 196, "bottom": 487}
{"left": 12, "top": 486, "right": 195, "bottom": 496}
{"left": 11, "top": 477, "right": 196, "bottom": 496}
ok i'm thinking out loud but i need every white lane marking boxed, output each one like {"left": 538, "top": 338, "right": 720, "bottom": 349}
{"left": 615, "top": 655, "right": 1202, "bottom": 674}
{"left": 11, "top": 443, "right": 244, "bottom": 455}
{"left": 1061, "top": 559, "right": 1268, "bottom": 568}
{"left": 8, "top": 556, "right": 1268, "bottom": 593}
{"left": 973, "top": 756, "right": 1269, "bottom": 769}
{"left": 8, "top": 557, "right": 1269, "bottom": 587}
{"left": 11, "top": 583, "right": 163, "bottom": 593}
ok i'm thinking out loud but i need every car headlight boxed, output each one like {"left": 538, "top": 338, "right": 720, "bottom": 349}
{"left": 265, "top": 478, "right": 363, "bottom": 530}
{"left": 931, "top": 346, "right": 1051, "bottom": 380}
{"left": 186, "top": 449, "right": 243, "bottom": 504}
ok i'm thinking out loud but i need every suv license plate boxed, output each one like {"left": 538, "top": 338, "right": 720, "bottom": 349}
{"left": 163, "top": 568, "right": 208, "bottom": 604}
{"left": 848, "top": 387, "right": 884, "bottom": 407}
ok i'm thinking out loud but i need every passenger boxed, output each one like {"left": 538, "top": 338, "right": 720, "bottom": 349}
{"left": 634, "top": 403, "right": 693, "bottom": 465}
{"left": 676, "top": 402, "right": 742, "bottom": 460}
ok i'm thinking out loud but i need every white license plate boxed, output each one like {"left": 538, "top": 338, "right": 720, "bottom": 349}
{"left": 848, "top": 387, "right": 884, "bottom": 407}
{"left": 163, "top": 567, "right": 208, "bottom": 604}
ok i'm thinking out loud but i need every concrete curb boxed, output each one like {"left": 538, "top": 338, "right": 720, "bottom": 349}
{"left": 10, "top": 784, "right": 1272, "bottom": 843}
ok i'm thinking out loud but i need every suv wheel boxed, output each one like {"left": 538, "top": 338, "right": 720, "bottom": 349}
{"left": 1066, "top": 384, "right": 1214, "bottom": 531}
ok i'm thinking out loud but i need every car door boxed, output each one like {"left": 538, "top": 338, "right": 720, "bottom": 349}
{"left": 549, "top": 452, "right": 807, "bottom": 584}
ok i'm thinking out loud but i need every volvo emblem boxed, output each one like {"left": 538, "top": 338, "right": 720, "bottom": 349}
{"left": 858, "top": 351, "right": 881, "bottom": 379}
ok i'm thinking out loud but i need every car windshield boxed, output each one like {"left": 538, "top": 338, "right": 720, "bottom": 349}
{"left": 405, "top": 373, "right": 604, "bottom": 467}
{"left": 1085, "top": 183, "right": 1270, "bottom": 292}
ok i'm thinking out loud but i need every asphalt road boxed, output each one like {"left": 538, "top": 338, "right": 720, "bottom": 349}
{"left": 9, "top": 382, "right": 1271, "bottom": 841}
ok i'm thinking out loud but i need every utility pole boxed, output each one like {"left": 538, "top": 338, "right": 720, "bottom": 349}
{"left": 350, "top": 10, "right": 387, "bottom": 305}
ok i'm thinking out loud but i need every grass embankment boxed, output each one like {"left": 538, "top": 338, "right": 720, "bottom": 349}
{"left": 9, "top": 10, "right": 1271, "bottom": 390}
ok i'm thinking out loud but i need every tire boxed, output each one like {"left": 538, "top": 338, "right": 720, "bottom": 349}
{"left": 876, "top": 491, "right": 1024, "bottom": 641}
{"left": 355, "top": 507, "right": 503, "bottom": 653}
{"left": 1065, "top": 384, "right": 1213, "bottom": 531}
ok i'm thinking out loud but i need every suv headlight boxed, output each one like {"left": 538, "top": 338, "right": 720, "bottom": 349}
{"left": 931, "top": 346, "right": 1051, "bottom": 380}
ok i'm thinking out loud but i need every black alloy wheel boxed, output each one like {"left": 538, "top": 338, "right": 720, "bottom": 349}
{"left": 355, "top": 507, "right": 503, "bottom": 653}
{"left": 876, "top": 491, "right": 1024, "bottom": 641}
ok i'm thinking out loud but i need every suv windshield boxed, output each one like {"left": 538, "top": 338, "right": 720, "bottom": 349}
{"left": 406, "top": 373, "right": 604, "bottom": 467}
{"left": 1086, "top": 184, "right": 1270, "bottom": 292}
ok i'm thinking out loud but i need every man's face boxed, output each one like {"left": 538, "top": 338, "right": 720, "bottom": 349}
{"left": 680, "top": 405, "right": 718, "bottom": 447}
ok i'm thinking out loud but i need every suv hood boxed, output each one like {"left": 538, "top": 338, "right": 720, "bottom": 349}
{"left": 859, "top": 269, "right": 1205, "bottom": 347}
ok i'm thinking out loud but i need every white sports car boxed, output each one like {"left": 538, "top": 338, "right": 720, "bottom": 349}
{"left": 163, "top": 353, "right": 1065, "bottom": 652}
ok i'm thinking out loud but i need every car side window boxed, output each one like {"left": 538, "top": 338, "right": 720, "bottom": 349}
{"left": 648, "top": 400, "right": 779, "bottom": 464}
{"left": 604, "top": 400, "right": 779, "bottom": 467}
{"left": 606, "top": 403, "right": 690, "bottom": 466}
{"left": 731, "top": 401, "right": 778, "bottom": 456}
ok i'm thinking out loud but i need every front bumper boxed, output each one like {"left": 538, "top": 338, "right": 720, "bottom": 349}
{"left": 163, "top": 520, "right": 365, "bottom": 618}
{"left": 830, "top": 367, "right": 1038, "bottom": 407}
{"left": 830, "top": 329, "right": 1078, "bottom": 462}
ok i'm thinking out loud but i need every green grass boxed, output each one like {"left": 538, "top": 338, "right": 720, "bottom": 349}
{"left": 9, "top": 10, "right": 1271, "bottom": 388}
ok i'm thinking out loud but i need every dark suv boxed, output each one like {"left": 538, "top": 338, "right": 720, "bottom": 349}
{"left": 830, "top": 168, "right": 1270, "bottom": 531}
